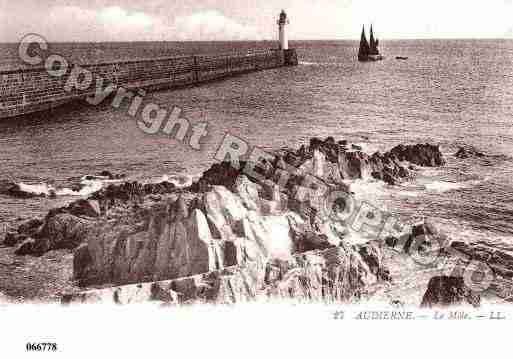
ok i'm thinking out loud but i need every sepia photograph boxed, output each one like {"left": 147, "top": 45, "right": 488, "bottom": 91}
{"left": 0, "top": 0, "right": 512, "bottom": 356}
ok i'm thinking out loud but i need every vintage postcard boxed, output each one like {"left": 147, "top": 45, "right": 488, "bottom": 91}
{"left": 0, "top": 0, "right": 512, "bottom": 357}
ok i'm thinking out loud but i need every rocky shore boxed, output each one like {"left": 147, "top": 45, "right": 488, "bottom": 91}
{"left": 2, "top": 137, "right": 510, "bottom": 306}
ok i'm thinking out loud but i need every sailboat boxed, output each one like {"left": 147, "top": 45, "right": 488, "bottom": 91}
{"left": 358, "top": 25, "right": 383, "bottom": 62}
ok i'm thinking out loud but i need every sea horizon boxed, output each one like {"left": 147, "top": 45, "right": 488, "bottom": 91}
{"left": 2, "top": 37, "right": 513, "bottom": 44}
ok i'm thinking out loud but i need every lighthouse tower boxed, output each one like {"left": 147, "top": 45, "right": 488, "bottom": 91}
{"left": 277, "top": 10, "right": 289, "bottom": 50}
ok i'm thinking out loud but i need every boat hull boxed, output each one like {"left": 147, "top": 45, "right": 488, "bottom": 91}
{"left": 358, "top": 54, "right": 384, "bottom": 62}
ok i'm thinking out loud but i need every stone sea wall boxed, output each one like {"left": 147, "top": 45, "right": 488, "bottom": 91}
{"left": 0, "top": 49, "right": 298, "bottom": 119}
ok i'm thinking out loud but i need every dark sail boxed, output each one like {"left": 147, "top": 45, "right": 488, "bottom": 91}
{"left": 358, "top": 25, "right": 370, "bottom": 61}
{"left": 369, "top": 25, "right": 380, "bottom": 55}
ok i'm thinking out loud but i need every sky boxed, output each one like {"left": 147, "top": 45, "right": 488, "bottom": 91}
{"left": 0, "top": 0, "right": 512, "bottom": 42}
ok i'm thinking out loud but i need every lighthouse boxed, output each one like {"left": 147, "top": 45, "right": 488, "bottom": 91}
{"left": 275, "top": 9, "right": 297, "bottom": 66}
{"left": 277, "top": 10, "right": 289, "bottom": 50}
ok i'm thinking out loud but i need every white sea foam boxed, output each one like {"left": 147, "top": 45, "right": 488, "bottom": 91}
{"left": 417, "top": 167, "right": 444, "bottom": 177}
{"left": 55, "top": 180, "right": 105, "bottom": 197}
{"left": 345, "top": 178, "right": 390, "bottom": 213}
{"left": 17, "top": 182, "right": 55, "bottom": 196}
{"left": 16, "top": 175, "right": 124, "bottom": 198}
{"left": 348, "top": 178, "right": 387, "bottom": 198}
{"left": 153, "top": 174, "right": 198, "bottom": 188}
{"left": 424, "top": 180, "right": 467, "bottom": 192}
{"left": 14, "top": 172, "right": 200, "bottom": 199}
{"left": 397, "top": 190, "right": 421, "bottom": 197}
{"left": 423, "top": 179, "right": 485, "bottom": 193}
{"left": 299, "top": 61, "right": 318, "bottom": 66}
{"left": 351, "top": 142, "right": 369, "bottom": 153}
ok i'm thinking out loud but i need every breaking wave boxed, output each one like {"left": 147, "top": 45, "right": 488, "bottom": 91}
{"left": 423, "top": 181, "right": 468, "bottom": 193}
{"left": 16, "top": 176, "right": 123, "bottom": 198}
{"left": 12, "top": 172, "right": 200, "bottom": 199}
{"left": 423, "top": 178, "right": 487, "bottom": 193}
{"left": 152, "top": 174, "right": 199, "bottom": 188}
{"left": 16, "top": 180, "right": 102, "bottom": 197}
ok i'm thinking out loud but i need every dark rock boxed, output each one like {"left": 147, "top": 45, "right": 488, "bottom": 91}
{"left": 421, "top": 276, "right": 480, "bottom": 308}
{"left": 338, "top": 151, "right": 370, "bottom": 179}
{"left": 73, "top": 243, "right": 93, "bottom": 281}
{"left": 309, "top": 137, "right": 324, "bottom": 149}
{"left": 67, "top": 199, "right": 101, "bottom": 218}
{"left": 3, "top": 232, "right": 27, "bottom": 247}
{"left": 455, "top": 146, "right": 485, "bottom": 159}
{"left": 411, "top": 221, "right": 436, "bottom": 238}
{"left": 150, "top": 282, "right": 179, "bottom": 303}
{"left": 223, "top": 241, "right": 239, "bottom": 267}
{"left": 70, "top": 184, "right": 83, "bottom": 192}
{"left": 39, "top": 213, "right": 95, "bottom": 251}
{"left": 389, "top": 144, "right": 445, "bottom": 167}
{"left": 381, "top": 172, "right": 396, "bottom": 185}
{"left": 143, "top": 181, "right": 176, "bottom": 195}
{"left": 325, "top": 137, "right": 335, "bottom": 144}
{"left": 98, "top": 170, "right": 115, "bottom": 179}
{"left": 0, "top": 180, "right": 45, "bottom": 199}
{"left": 294, "top": 232, "right": 334, "bottom": 253}
{"left": 96, "top": 170, "right": 126, "bottom": 180}
{"left": 404, "top": 222, "right": 434, "bottom": 253}
{"left": 14, "top": 238, "right": 36, "bottom": 256}
{"left": 17, "top": 218, "right": 44, "bottom": 237}
{"left": 89, "top": 182, "right": 147, "bottom": 211}
{"left": 358, "top": 242, "right": 390, "bottom": 282}
{"left": 401, "top": 221, "right": 447, "bottom": 255}
{"left": 309, "top": 137, "right": 340, "bottom": 163}
{"left": 194, "top": 138, "right": 444, "bottom": 197}
{"left": 339, "top": 150, "right": 412, "bottom": 185}
{"left": 384, "top": 231, "right": 411, "bottom": 250}
{"left": 192, "top": 161, "right": 250, "bottom": 191}
{"left": 384, "top": 236, "right": 398, "bottom": 248}
{"left": 14, "top": 237, "right": 50, "bottom": 256}
{"left": 351, "top": 144, "right": 363, "bottom": 151}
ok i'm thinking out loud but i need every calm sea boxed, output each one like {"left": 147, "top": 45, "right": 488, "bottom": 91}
{"left": 1, "top": 40, "right": 512, "bottom": 248}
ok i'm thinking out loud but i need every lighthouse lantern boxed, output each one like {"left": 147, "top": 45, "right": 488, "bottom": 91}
{"left": 277, "top": 10, "right": 289, "bottom": 50}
